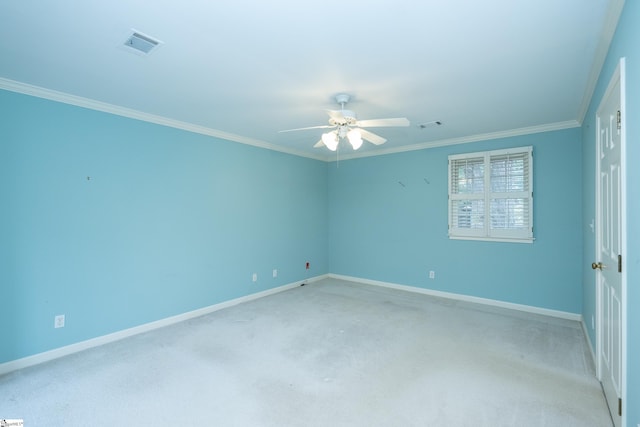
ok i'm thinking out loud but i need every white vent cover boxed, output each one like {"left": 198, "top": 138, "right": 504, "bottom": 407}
{"left": 123, "top": 31, "right": 162, "bottom": 55}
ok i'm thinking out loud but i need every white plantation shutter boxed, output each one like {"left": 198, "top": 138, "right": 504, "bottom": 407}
{"left": 449, "top": 146, "right": 533, "bottom": 243}
{"left": 449, "top": 156, "right": 486, "bottom": 237}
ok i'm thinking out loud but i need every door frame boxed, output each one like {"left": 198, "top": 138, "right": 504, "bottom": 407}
{"left": 594, "top": 57, "right": 627, "bottom": 424}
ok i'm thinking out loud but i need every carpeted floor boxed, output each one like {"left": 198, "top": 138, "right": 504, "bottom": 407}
{"left": 0, "top": 278, "right": 612, "bottom": 426}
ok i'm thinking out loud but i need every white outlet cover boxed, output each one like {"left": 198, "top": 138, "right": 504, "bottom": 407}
{"left": 429, "top": 271, "right": 435, "bottom": 279}
{"left": 273, "top": 269, "right": 277, "bottom": 278}
{"left": 252, "top": 273, "right": 257, "bottom": 282}
{"left": 54, "top": 314, "right": 65, "bottom": 328}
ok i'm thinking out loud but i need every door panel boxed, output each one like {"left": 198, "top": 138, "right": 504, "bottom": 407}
{"left": 596, "top": 64, "right": 623, "bottom": 427}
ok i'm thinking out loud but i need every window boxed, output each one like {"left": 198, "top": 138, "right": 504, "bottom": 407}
{"left": 448, "top": 146, "right": 533, "bottom": 243}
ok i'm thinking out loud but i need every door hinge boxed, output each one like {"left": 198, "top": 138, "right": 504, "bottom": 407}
{"left": 618, "top": 397, "right": 622, "bottom": 416}
{"left": 617, "top": 110, "right": 621, "bottom": 130}
{"left": 618, "top": 254, "right": 622, "bottom": 273}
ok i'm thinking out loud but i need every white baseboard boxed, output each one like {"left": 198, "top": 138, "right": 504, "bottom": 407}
{"left": 1, "top": 273, "right": 583, "bottom": 375}
{"left": 581, "top": 318, "right": 597, "bottom": 368}
{"left": 329, "top": 274, "right": 582, "bottom": 322}
{"left": 0, "top": 274, "right": 328, "bottom": 376}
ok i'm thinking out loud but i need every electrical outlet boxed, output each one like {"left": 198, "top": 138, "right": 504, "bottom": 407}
{"left": 273, "top": 269, "right": 278, "bottom": 278}
{"left": 54, "top": 314, "right": 65, "bottom": 328}
{"left": 252, "top": 273, "right": 257, "bottom": 282}
{"left": 305, "top": 262, "right": 310, "bottom": 270}
{"left": 429, "top": 271, "right": 435, "bottom": 279}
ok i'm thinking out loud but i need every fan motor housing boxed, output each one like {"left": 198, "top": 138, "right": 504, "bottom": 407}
{"left": 329, "top": 110, "right": 357, "bottom": 126}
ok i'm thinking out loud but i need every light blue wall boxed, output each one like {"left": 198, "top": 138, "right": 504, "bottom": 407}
{"left": 581, "top": 1, "right": 640, "bottom": 424}
{"left": 328, "top": 129, "right": 583, "bottom": 314}
{"left": 3, "top": 6, "right": 637, "bottom": 419}
{"left": 0, "top": 90, "right": 328, "bottom": 364}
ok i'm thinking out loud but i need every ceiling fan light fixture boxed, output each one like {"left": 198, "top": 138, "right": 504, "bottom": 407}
{"left": 322, "top": 132, "right": 338, "bottom": 151}
{"left": 347, "top": 128, "right": 363, "bottom": 150}
{"left": 279, "top": 93, "right": 409, "bottom": 152}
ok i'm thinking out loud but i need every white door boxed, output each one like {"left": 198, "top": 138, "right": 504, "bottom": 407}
{"left": 594, "top": 59, "right": 625, "bottom": 427}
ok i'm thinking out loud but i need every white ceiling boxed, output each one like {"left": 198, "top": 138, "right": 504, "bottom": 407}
{"left": 0, "top": 0, "right": 623, "bottom": 160}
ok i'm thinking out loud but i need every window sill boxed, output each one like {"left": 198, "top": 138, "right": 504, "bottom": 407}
{"left": 449, "top": 236, "right": 535, "bottom": 244}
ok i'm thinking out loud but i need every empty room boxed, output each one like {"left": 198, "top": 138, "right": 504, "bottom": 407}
{"left": 1, "top": 1, "right": 639, "bottom": 426}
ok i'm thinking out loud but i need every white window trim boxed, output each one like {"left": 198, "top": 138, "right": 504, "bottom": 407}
{"left": 448, "top": 146, "right": 534, "bottom": 243}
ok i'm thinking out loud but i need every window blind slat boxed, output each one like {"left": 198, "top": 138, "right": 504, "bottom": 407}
{"left": 451, "top": 199, "right": 485, "bottom": 229}
{"left": 450, "top": 157, "right": 484, "bottom": 194}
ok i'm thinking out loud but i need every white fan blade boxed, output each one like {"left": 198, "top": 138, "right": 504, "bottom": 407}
{"left": 359, "top": 129, "right": 387, "bottom": 145}
{"left": 313, "top": 140, "right": 324, "bottom": 148}
{"left": 327, "top": 109, "right": 356, "bottom": 125}
{"left": 279, "top": 125, "right": 334, "bottom": 133}
{"left": 356, "top": 117, "right": 410, "bottom": 128}
{"left": 327, "top": 110, "right": 344, "bottom": 121}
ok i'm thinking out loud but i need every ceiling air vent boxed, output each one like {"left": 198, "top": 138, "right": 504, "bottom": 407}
{"left": 123, "top": 31, "right": 162, "bottom": 55}
{"left": 418, "top": 121, "right": 442, "bottom": 129}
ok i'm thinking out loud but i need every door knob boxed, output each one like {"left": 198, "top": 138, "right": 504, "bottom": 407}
{"left": 592, "top": 262, "right": 603, "bottom": 270}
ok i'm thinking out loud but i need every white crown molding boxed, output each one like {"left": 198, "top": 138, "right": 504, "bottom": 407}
{"left": 332, "top": 120, "right": 581, "bottom": 161}
{"left": 1, "top": 76, "right": 584, "bottom": 164}
{"left": 0, "top": 77, "right": 327, "bottom": 162}
{"left": 576, "top": 0, "right": 626, "bottom": 123}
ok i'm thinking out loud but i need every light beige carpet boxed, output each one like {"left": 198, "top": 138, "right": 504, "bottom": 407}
{"left": 0, "top": 278, "right": 612, "bottom": 426}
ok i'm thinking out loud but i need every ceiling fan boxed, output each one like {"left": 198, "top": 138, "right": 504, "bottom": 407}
{"left": 279, "top": 94, "right": 410, "bottom": 151}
